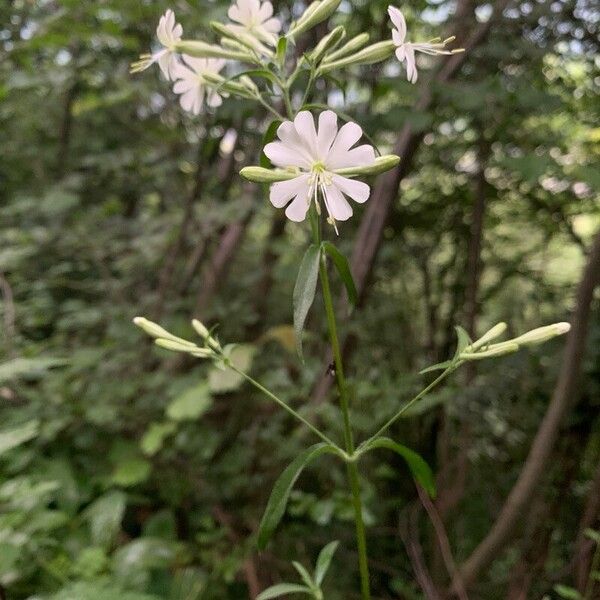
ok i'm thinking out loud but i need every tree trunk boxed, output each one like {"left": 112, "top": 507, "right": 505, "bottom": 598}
{"left": 451, "top": 229, "right": 600, "bottom": 593}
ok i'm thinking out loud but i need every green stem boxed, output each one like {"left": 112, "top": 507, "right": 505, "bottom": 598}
{"left": 229, "top": 364, "right": 340, "bottom": 449}
{"left": 315, "top": 224, "right": 371, "bottom": 600}
{"left": 362, "top": 365, "right": 458, "bottom": 447}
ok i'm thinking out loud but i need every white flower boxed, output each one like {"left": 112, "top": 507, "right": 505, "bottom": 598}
{"left": 227, "top": 0, "right": 281, "bottom": 48}
{"left": 171, "top": 56, "right": 227, "bottom": 115}
{"left": 263, "top": 111, "right": 376, "bottom": 228}
{"left": 388, "top": 5, "right": 462, "bottom": 83}
{"left": 131, "top": 9, "right": 183, "bottom": 79}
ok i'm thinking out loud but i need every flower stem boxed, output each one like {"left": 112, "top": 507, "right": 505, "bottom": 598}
{"left": 315, "top": 226, "right": 371, "bottom": 599}
{"left": 229, "top": 364, "right": 340, "bottom": 449}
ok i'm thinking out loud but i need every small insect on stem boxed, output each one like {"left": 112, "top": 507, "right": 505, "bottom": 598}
{"left": 327, "top": 362, "right": 336, "bottom": 377}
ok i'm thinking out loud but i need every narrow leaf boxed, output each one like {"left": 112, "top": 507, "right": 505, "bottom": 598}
{"left": 314, "top": 540, "right": 339, "bottom": 586}
{"left": 293, "top": 244, "right": 321, "bottom": 360}
{"left": 454, "top": 326, "right": 472, "bottom": 355}
{"left": 256, "top": 583, "right": 311, "bottom": 600}
{"left": 363, "top": 437, "right": 436, "bottom": 498}
{"left": 321, "top": 242, "right": 357, "bottom": 306}
{"left": 292, "top": 562, "right": 314, "bottom": 588}
{"left": 258, "top": 443, "right": 336, "bottom": 549}
{"left": 0, "top": 420, "right": 39, "bottom": 456}
{"left": 261, "top": 120, "right": 282, "bottom": 168}
{"left": 419, "top": 360, "right": 453, "bottom": 375}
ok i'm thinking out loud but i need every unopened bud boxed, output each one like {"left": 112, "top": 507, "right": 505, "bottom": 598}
{"left": 175, "top": 40, "right": 252, "bottom": 62}
{"left": 211, "top": 22, "right": 271, "bottom": 56}
{"left": 133, "top": 317, "right": 195, "bottom": 347}
{"left": 155, "top": 338, "right": 197, "bottom": 353}
{"left": 469, "top": 322, "right": 507, "bottom": 352}
{"left": 324, "top": 33, "right": 370, "bottom": 63}
{"left": 319, "top": 40, "right": 395, "bottom": 73}
{"left": 240, "top": 166, "right": 299, "bottom": 183}
{"left": 512, "top": 322, "right": 571, "bottom": 347}
{"left": 309, "top": 26, "right": 346, "bottom": 64}
{"left": 288, "top": 0, "right": 342, "bottom": 39}
{"left": 192, "top": 319, "right": 211, "bottom": 339}
{"left": 334, "top": 155, "right": 400, "bottom": 177}
{"left": 202, "top": 72, "right": 252, "bottom": 98}
{"left": 460, "top": 342, "right": 519, "bottom": 361}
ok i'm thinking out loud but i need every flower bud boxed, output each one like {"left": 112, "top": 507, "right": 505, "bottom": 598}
{"left": 133, "top": 317, "right": 195, "bottom": 347}
{"left": 511, "top": 322, "right": 571, "bottom": 347}
{"left": 192, "top": 319, "right": 211, "bottom": 339}
{"left": 201, "top": 72, "right": 253, "bottom": 98}
{"left": 309, "top": 26, "right": 346, "bottom": 64}
{"left": 240, "top": 166, "right": 300, "bottom": 183}
{"left": 211, "top": 22, "right": 271, "bottom": 56}
{"left": 334, "top": 155, "right": 400, "bottom": 177}
{"left": 460, "top": 342, "right": 519, "bottom": 361}
{"left": 288, "top": 0, "right": 342, "bottom": 39}
{"left": 155, "top": 338, "right": 197, "bottom": 353}
{"left": 319, "top": 40, "right": 395, "bottom": 73}
{"left": 175, "top": 40, "right": 252, "bottom": 62}
{"left": 469, "top": 322, "right": 507, "bottom": 352}
{"left": 324, "top": 33, "right": 370, "bottom": 63}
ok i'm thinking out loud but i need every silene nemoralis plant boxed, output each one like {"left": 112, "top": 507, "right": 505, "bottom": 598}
{"left": 131, "top": 2, "right": 571, "bottom": 598}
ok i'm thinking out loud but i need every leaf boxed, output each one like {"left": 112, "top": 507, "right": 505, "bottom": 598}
{"left": 141, "top": 422, "right": 177, "bottom": 455}
{"left": 208, "top": 344, "right": 256, "bottom": 393}
{"left": 362, "top": 437, "right": 436, "bottom": 498}
{"left": 584, "top": 528, "right": 600, "bottom": 544}
{"left": 454, "top": 326, "right": 472, "bottom": 356}
{"left": 419, "top": 360, "right": 453, "bottom": 375}
{"left": 84, "top": 490, "right": 126, "bottom": 547}
{"left": 0, "top": 420, "right": 39, "bottom": 456}
{"left": 553, "top": 584, "right": 583, "bottom": 600}
{"left": 112, "top": 457, "right": 152, "bottom": 487}
{"left": 261, "top": 325, "right": 296, "bottom": 353}
{"left": 258, "top": 443, "right": 337, "bottom": 549}
{"left": 276, "top": 37, "right": 288, "bottom": 66}
{"left": 256, "top": 583, "right": 311, "bottom": 600}
{"left": 292, "top": 561, "right": 314, "bottom": 588}
{"left": 261, "top": 120, "right": 282, "bottom": 168}
{"left": 321, "top": 242, "right": 357, "bottom": 306}
{"left": 0, "top": 357, "right": 66, "bottom": 384}
{"left": 51, "top": 582, "right": 160, "bottom": 600}
{"left": 166, "top": 383, "right": 213, "bottom": 421}
{"left": 314, "top": 540, "right": 339, "bottom": 586}
{"left": 112, "top": 538, "right": 185, "bottom": 574}
{"left": 293, "top": 244, "right": 321, "bottom": 360}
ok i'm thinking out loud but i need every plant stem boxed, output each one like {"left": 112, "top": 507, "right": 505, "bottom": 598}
{"left": 229, "top": 364, "right": 340, "bottom": 449}
{"left": 363, "top": 366, "right": 458, "bottom": 447}
{"left": 317, "top": 234, "right": 371, "bottom": 599}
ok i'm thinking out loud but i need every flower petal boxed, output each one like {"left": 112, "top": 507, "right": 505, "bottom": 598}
{"left": 285, "top": 191, "right": 311, "bottom": 222}
{"left": 327, "top": 121, "right": 363, "bottom": 163}
{"left": 331, "top": 175, "right": 370, "bottom": 203}
{"left": 294, "top": 111, "right": 318, "bottom": 158}
{"left": 264, "top": 141, "right": 311, "bottom": 168}
{"left": 262, "top": 17, "right": 281, "bottom": 33}
{"left": 329, "top": 144, "right": 375, "bottom": 170}
{"left": 324, "top": 184, "right": 353, "bottom": 221}
{"left": 270, "top": 174, "right": 310, "bottom": 208}
{"left": 258, "top": 1, "right": 274, "bottom": 21}
{"left": 404, "top": 44, "right": 418, "bottom": 83}
{"left": 387, "top": 6, "right": 407, "bottom": 43}
{"left": 317, "top": 111, "right": 338, "bottom": 160}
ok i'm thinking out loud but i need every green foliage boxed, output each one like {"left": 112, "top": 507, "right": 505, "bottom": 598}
{"left": 293, "top": 244, "right": 321, "bottom": 360}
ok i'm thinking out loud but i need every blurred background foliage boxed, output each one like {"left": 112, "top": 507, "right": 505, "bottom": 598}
{"left": 0, "top": 0, "right": 599, "bottom": 598}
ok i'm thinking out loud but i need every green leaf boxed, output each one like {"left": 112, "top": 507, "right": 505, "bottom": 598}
{"left": 166, "top": 383, "right": 213, "bottom": 421}
{"left": 84, "top": 490, "right": 126, "bottom": 548}
{"left": 141, "top": 422, "right": 177, "bottom": 455}
{"left": 258, "top": 443, "right": 337, "bottom": 549}
{"left": 293, "top": 244, "right": 321, "bottom": 360}
{"left": 256, "top": 583, "right": 311, "bottom": 600}
{"left": 362, "top": 437, "right": 436, "bottom": 498}
{"left": 112, "top": 457, "right": 152, "bottom": 487}
{"left": 0, "top": 419, "right": 39, "bottom": 456}
{"left": 112, "top": 538, "right": 185, "bottom": 574}
{"left": 584, "top": 528, "right": 600, "bottom": 544}
{"left": 208, "top": 344, "right": 256, "bottom": 393}
{"left": 276, "top": 37, "right": 288, "bottom": 67}
{"left": 292, "top": 561, "right": 315, "bottom": 588}
{"left": 261, "top": 120, "right": 282, "bottom": 168}
{"left": 454, "top": 326, "right": 472, "bottom": 355}
{"left": 553, "top": 584, "right": 583, "bottom": 600}
{"left": 314, "top": 540, "right": 339, "bottom": 586}
{"left": 321, "top": 242, "right": 358, "bottom": 306}
{"left": 0, "top": 357, "right": 66, "bottom": 384}
{"left": 419, "top": 360, "right": 453, "bottom": 375}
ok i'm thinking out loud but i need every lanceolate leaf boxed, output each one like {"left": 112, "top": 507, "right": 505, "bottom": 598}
{"left": 321, "top": 242, "right": 358, "bottom": 306}
{"left": 314, "top": 540, "right": 339, "bottom": 586}
{"left": 362, "top": 437, "right": 436, "bottom": 498}
{"left": 260, "top": 120, "right": 282, "bottom": 168}
{"left": 256, "top": 583, "right": 311, "bottom": 600}
{"left": 419, "top": 360, "right": 453, "bottom": 375}
{"left": 258, "top": 443, "right": 337, "bottom": 549}
{"left": 293, "top": 244, "right": 321, "bottom": 360}
{"left": 454, "top": 326, "right": 472, "bottom": 356}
